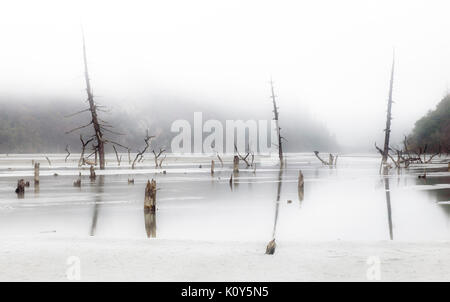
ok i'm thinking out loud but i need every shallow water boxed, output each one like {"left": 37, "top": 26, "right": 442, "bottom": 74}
{"left": 0, "top": 153, "right": 449, "bottom": 241}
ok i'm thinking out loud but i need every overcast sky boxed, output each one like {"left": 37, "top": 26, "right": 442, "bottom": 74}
{"left": 1, "top": 0, "right": 449, "bottom": 147}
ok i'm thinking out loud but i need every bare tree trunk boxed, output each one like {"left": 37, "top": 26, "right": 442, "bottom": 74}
{"left": 113, "top": 145, "right": 121, "bottom": 166}
{"left": 382, "top": 54, "right": 395, "bottom": 164}
{"left": 270, "top": 79, "right": 283, "bottom": 163}
{"left": 211, "top": 160, "right": 215, "bottom": 175}
{"left": 82, "top": 32, "right": 105, "bottom": 169}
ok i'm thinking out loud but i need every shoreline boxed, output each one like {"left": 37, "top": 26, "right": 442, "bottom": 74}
{"left": 1, "top": 235, "right": 449, "bottom": 282}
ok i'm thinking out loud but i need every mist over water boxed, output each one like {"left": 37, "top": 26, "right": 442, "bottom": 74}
{"left": 1, "top": 0, "right": 450, "bottom": 152}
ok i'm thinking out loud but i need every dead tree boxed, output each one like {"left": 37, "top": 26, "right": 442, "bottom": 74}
{"left": 216, "top": 153, "right": 224, "bottom": 168}
{"left": 234, "top": 144, "right": 251, "bottom": 168}
{"left": 132, "top": 132, "right": 154, "bottom": 169}
{"left": 270, "top": 79, "right": 284, "bottom": 164}
{"left": 313, "top": 151, "right": 338, "bottom": 166}
{"left": 65, "top": 145, "right": 71, "bottom": 163}
{"left": 152, "top": 147, "right": 166, "bottom": 168}
{"left": 66, "top": 31, "right": 125, "bottom": 170}
{"left": 380, "top": 54, "right": 395, "bottom": 165}
{"left": 79, "top": 135, "right": 93, "bottom": 166}
{"left": 113, "top": 145, "right": 122, "bottom": 166}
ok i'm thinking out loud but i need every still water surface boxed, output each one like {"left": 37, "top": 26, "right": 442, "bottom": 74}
{"left": 0, "top": 153, "right": 448, "bottom": 241}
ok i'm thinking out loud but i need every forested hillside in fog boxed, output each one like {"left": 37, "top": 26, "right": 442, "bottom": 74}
{"left": 407, "top": 94, "right": 450, "bottom": 153}
{"left": 0, "top": 97, "right": 338, "bottom": 153}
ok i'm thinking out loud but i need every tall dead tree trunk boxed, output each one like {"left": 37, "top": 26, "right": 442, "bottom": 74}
{"left": 270, "top": 79, "right": 283, "bottom": 163}
{"left": 82, "top": 32, "right": 105, "bottom": 170}
{"left": 382, "top": 54, "right": 395, "bottom": 164}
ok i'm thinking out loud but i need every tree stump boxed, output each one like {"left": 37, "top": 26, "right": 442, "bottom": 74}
{"left": 265, "top": 239, "right": 276, "bottom": 255}
{"left": 298, "top": 170, "right": 304, "bottom": 201}
{"left": 34, "top": 163, "right": 40, "bottom": 185}
{"left": 15, "top": 179, "right": 26, "bottom": 197}
{"left": 144, "top": 179, "right": 157, "bottom": 213}
{"left": 73, "top": 173, "right": 81, "bottom": 187}
{"left": 233, "top": 155, "right": 239, "bottom": 173}
{"left": 89, "top": 165, "right": 96, "bottom": 180}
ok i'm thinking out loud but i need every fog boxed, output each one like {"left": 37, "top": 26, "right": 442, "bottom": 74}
{"left": 1, "top": 0, "right": 450, "bottom": 150}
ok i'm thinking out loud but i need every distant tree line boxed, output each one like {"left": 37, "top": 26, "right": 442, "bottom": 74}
{"left": 0, "top": 97, "right": 339, "bottom": 154}
{"left": 407, "top": 94, "right": 450, "bottom": 153}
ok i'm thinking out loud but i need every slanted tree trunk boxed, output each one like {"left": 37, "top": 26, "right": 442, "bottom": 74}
{"left": 270, "top": 79, "right": 283, "bottom": 163}
{"left": 82, "top": 32, "right": 105, "bottom": 169}
{"left": 382, "top": 54, "right": 395, "bottom": 164}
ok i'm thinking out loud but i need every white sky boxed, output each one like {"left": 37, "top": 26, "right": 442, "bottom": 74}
{"left": 0, "top": 0, "right": 449, "bottom": 147}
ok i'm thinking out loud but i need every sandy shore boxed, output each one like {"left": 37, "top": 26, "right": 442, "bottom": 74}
{"left": 0, "top": 235, "right": 449, "bottom": 281}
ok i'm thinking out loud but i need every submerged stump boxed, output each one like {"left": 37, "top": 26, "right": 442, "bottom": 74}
{"left": 233, "top": 155, "right": 239, "bottom": 173}
{"left": 89, "top": 165, "right": 96, "bottom": 180}
{"left": 144, "top": 179, "right": 157, "bottom": 213}
{"left": 15, "top": 179, "right": 26, "bottom": 197}
{"left": 265, "top": 239, "right": 276, "bottom": 255}
{"left": 34, "top": 163, "right": 40, "bottom": 185}
{"left": 298, "top": 170, "right": 304, "bottom": 201}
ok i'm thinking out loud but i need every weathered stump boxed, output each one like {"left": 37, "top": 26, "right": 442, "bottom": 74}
{"left": 298, "top": 170, "right": 304, "bottom": 201}
{"left": 128, "top": 178, "right": 135, "bottom": 184}
{"left": 73, "top": 173, "right": 81, "bottom": 187}
{"left": 211, "top": 160, "right": 215, "bottom": 175}
{"left": 89, "top": 165, "right": 96, "bottom": 180}
{"left": 34, "top": 163, "right": 40, "bottom": 185}
{"left": 233, "top": 156, "right": 239, "bottom": 173}
{"left": 15, "top": 179, "right": 26, "bottom": 197}
{"left": 265, "top": 239, "right": 276, "bottom": 255}
{"left": 144, "top": 179, "right": 157, "bottom": 213}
